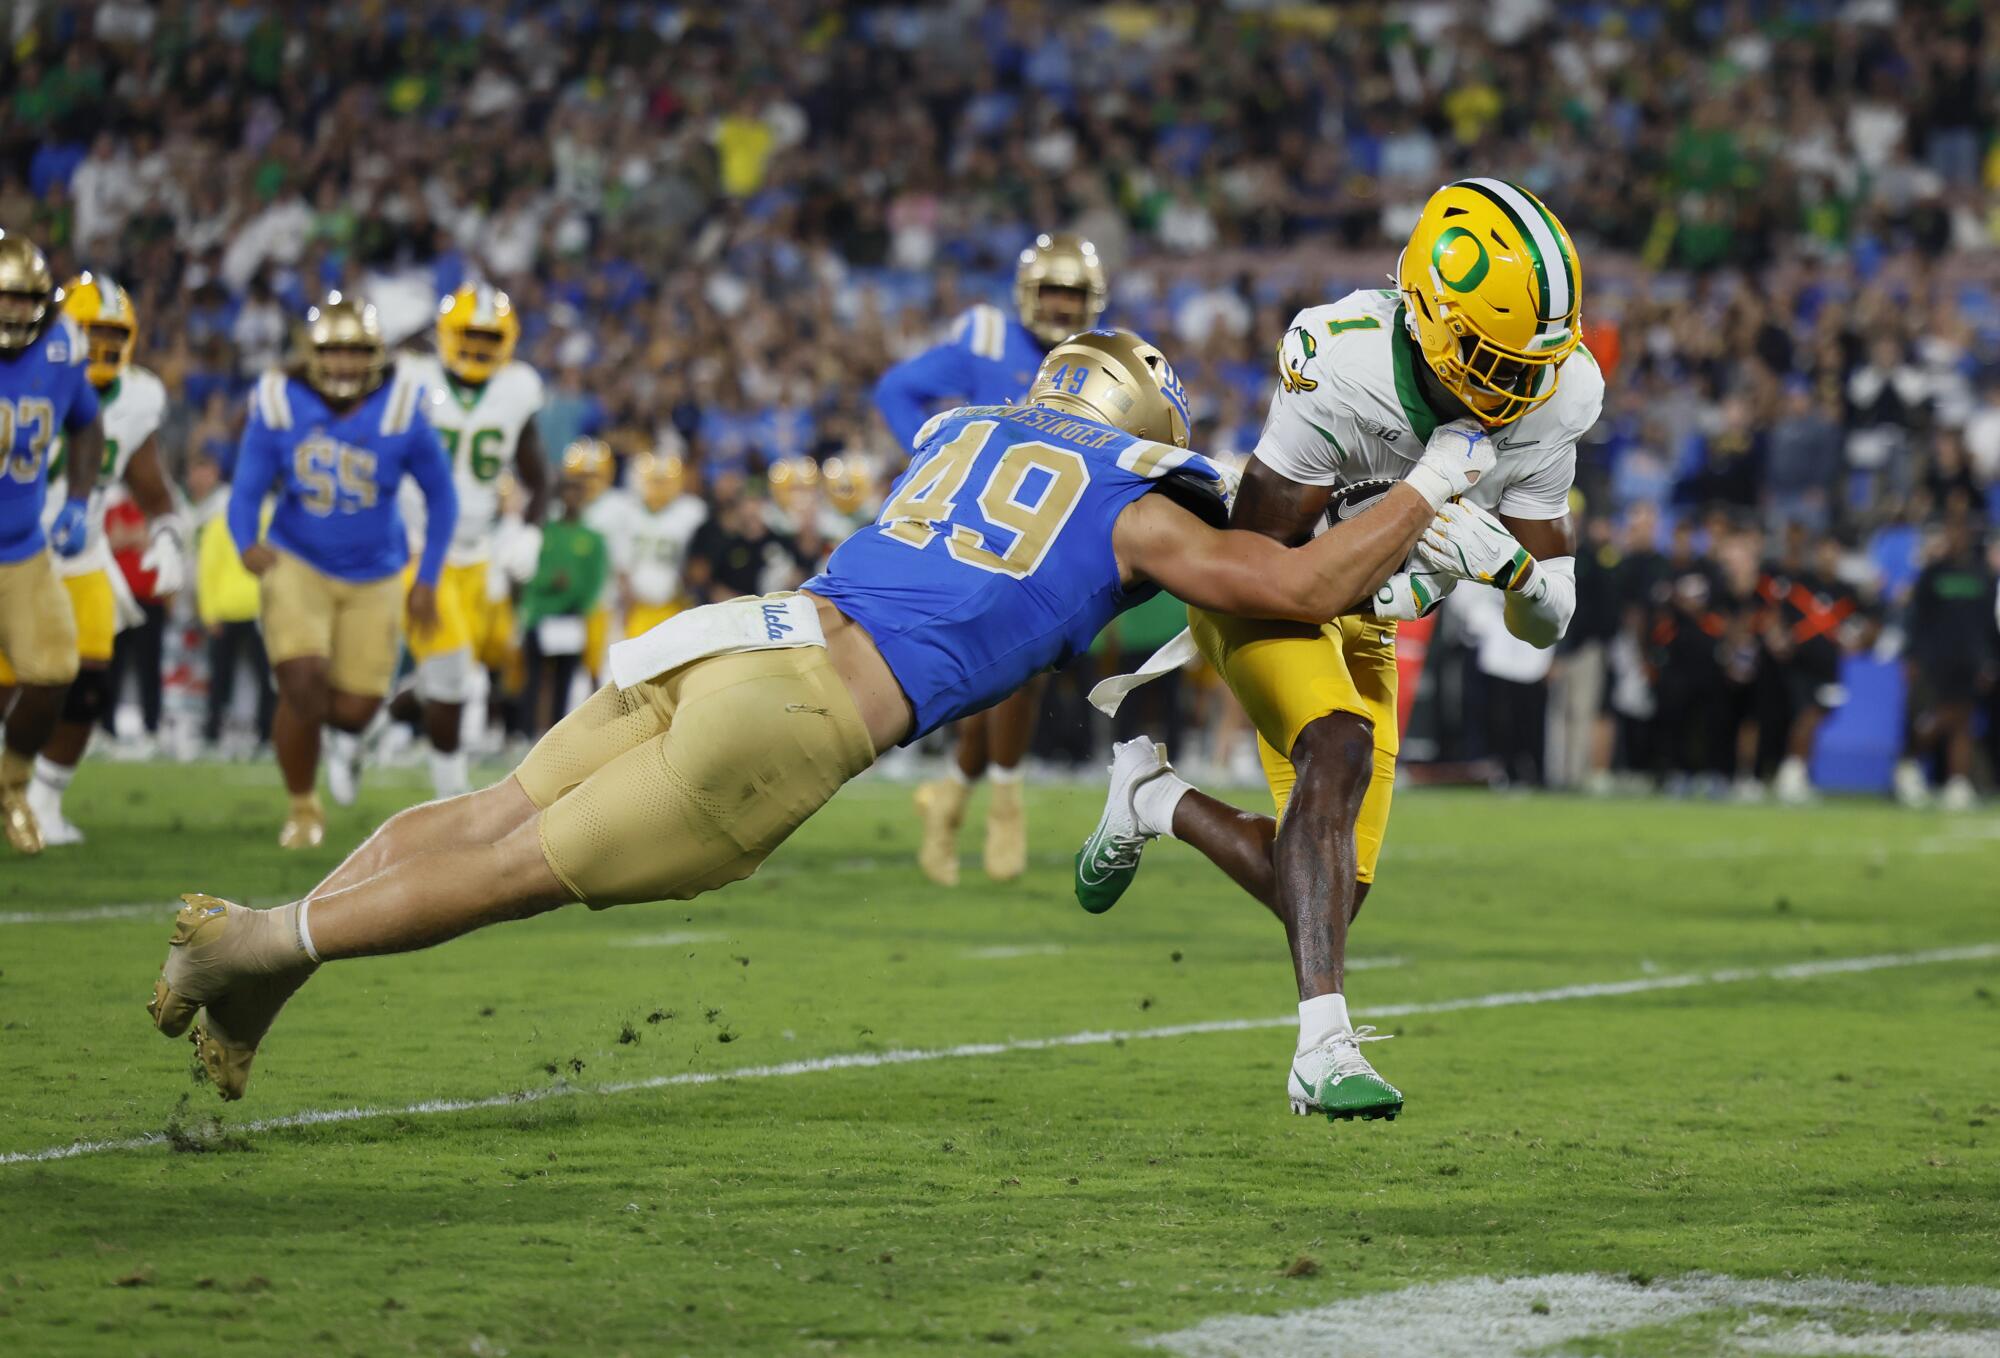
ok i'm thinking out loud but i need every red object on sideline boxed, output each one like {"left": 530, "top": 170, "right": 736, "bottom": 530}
{"left": 1394, "top": 613, "right": 1435, "bottom": 735}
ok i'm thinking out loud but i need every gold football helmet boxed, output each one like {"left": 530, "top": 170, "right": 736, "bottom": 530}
{"left": 302, "top": 292, "right": 387, "bottom": 402}
{"left": 1015, "top": 232, "right": 1108, "bottom": 345}
{"left": 634, "top": 450, "right": 687, "bottom": 512}
{"left": 0, "top": 231, "right": 58, "bottom": 353}
{"left": 561, "top": 438, "right": 614, "bottom": 502}
{"left": 62, "top": 272, "right": 138, "bottom": 387}
{"left": 1397, "top": 178, "right": 1581, "bottom": 427}
{"left": 767, "top": 456, "right": 820, "bottom": 516}
{"left": 822, "top": 455, "right": 874, "bottom": 516}
{"left": 437, "top": 283, "right": 519, "bottom": 385}
{"left": 1026, "top": 329, "right": 1190, "bottom": 449}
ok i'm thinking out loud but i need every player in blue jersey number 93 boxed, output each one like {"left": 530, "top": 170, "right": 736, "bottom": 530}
{"left": 148, "top": 328, "right": 1491, "bottom": 1101}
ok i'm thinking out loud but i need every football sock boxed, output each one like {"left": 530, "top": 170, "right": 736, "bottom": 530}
{"left": 32, "top": 755, "right": 75, "bottom": 791}
{"left": 289, "top": 791, "right": 322, "bottom": 817}
{"left": 1298, "top": 992, "right": 1351, "bottom": 1051}
{"left": 429, "top": 749, "right": 470, "bottom": 799}
{"left": 327, "top": 728, "right": 358, "bottom": 764}
{"left": 988, "top": 763, "right": 1023, "bottom": 785}
{"left": 946, "top": 762, "right": 972, "bottom": 785}
{"left": 1132, "top": 768, "right": 1191, "bottom": 840}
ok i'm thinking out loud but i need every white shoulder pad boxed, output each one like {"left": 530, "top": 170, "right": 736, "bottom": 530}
{"left": 505, "top": 360, "right": 547, "bottom": 413}
{"left": 256, "top": 370, "right": 294, "bottom": 430}
{"left": 122, "top": 365, "right": 169, "bottom": 436}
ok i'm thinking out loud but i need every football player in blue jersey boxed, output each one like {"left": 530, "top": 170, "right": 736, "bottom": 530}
{"left": 147, "top": 328, "right": 1494, "bottom": 1101}
{"left": 225, "top": 293, "right": 458, "bottom": 850}
{"left": 876, "top": 233, "right": 1108, "bottom": 886}
{"left": 0, "top": 232, "right": 106, "bottom": 855}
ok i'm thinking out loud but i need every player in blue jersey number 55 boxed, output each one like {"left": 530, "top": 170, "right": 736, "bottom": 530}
{"left": 226, "top": 294, "right": 458, "bottom": 850}
{"left": 147, "top": 328, "right": 1494, "bottom": 1101}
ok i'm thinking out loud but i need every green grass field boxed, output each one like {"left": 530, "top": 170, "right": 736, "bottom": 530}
{"left": 3, "top": 763, "right": 1998, "bottom": 1356}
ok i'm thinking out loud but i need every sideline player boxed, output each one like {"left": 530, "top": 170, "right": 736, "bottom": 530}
{"left": 145, "top": 329, "right": 1496, "bottom": 1100}
{"left": 620, "top": 450, "right": 708, "bottom": 637}
{"left": 876, "top": 232, "right": 1108, "bottom": 884}
{"left": 376, "top": 284, "right": 548, "bottom": 802}
{"left": 1077, "top": 180, "right": 1602, "bottom": 1121}
{"left": 14, "top": 274, "right": 187, "bottom": 843}
{"left": 227, "top": 293, "right": 458, "bottom": 848}
{"left": 0, "top": 233, "right": 105, "bottom": 854}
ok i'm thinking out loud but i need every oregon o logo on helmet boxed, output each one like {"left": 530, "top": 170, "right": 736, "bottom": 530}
{"left": 1432, "top": 226, "right": 1490, "bottom": 292}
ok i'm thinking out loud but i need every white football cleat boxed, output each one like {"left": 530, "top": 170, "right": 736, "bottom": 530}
{"left": 1773, "top": 756, "right": 1813, "bottom": 806}
{"left": 25, "top": 778, "right": 83, "bottom": 845}
{"left": 1288, "top": 1026, "right": 1403, "bottom": 1122}
{"left": 1940, "top": 776, "right": 1976, "bottom": 813}
{"left": 325, "top": 730, "right": 361, "bottom": 807}
{"left": 1072, "top": 737, "right": 1173, "bottom": 915}
{"left": 1893, "top": 759, "right": 1931, "bottom": 809}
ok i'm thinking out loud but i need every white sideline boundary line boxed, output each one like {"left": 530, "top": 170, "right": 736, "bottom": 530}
{"left": 4, "top": 941, "right": 1995, "bottom": 1168}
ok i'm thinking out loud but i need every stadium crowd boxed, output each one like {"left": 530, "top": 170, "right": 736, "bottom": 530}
{"left": 4, "top": 0, "right": 1999, "bottom": 800}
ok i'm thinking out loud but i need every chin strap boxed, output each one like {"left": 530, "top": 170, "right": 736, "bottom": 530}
{"left": 1504, "top": 553, "right": 1575, "bottom": 648}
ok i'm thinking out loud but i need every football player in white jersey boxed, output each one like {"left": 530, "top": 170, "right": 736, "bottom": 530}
{"left": 10, "top": 274, "right": 186, "bottom": 843}
{"left": 1077, "top": 179, "right": 1603, "bottom": 1122}
{"left": 570, "top": 439, "right": 641, "bottom": 670}
{"left": 384, "top": 284, "right": 548, "bottom": 801}
{"left": 619, "top": 450, "right": 708, "bottom": 638}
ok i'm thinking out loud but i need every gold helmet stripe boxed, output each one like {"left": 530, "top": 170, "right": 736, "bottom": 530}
{"left": 1457, "top": 177, "right": 1573, "bottom": 332}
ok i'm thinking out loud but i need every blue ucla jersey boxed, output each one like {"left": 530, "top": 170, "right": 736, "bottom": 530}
{"left": 0, "top": 314, "right": 100, "bottom": 562}
{"left": 228, "top": 368, "right": 458, "bottom": 583}
{"left": 807, "top": 404, "right": 1220, "bottom": 741}
{"left": 873, "top": 304, "right": 1045, "bottom": 453}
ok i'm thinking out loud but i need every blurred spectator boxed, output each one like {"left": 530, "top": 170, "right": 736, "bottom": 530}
{"left": 519, "top": 474, "right": 609, "bottom": 736}
{"left": 192, "top": 455, "right": 273, "bottom": 749}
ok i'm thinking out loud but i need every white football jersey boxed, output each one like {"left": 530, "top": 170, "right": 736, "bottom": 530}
{"left": 45, "top": 364, "right": 167, "bottom": 578}
{"left": 398, "top": 354, "right": 546, "bottom": 565}
{"left": 583, "top": 487, "right": 643, "bottom": 576}
{"left": 623, "top": 495, "right": 709, "bottom": 605}
{"left": 1255, "top": 289, "right": 1602, "bottom": 522}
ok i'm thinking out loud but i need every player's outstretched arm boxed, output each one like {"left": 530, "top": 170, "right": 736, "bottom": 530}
{"left": 1115, "top": 485, "right": 1433, "bottom": 623}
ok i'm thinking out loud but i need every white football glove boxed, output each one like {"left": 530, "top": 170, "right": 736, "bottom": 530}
{"left": 1403, "top": 418, "right": 1495, "bottom": 510}
{"left": 502, "top": 521, "right": 544, "bottom": 585}
{"left": 1368, "top": 568, "right": 1456, "bottom": 621}
{"left": 140, "top": 518, "right": 188, "bottom": 595}
{"left": 1416, "top": 499, "right": 1536, "bottom": 591}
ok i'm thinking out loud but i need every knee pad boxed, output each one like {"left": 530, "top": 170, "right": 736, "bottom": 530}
{"left": 61, "top": 667, "right": 111, "bottom": 725}
{"left": 416, "top": 649, "right": 476, "bottom": 705}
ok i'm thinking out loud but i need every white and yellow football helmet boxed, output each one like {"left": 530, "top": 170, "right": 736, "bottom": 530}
{"left": 437, "top": 283, "right": 520, "bottom": 385}
{"left": 634, "top": 450, "right": 688, "bottom": 512}
{"left": 1015, "top": 233, "right": 1108, "bottom": 346}
{"left": 561, "top": 438, "right": 614, "bottom": 502}
{"left": 1397, "top": 179, "right": 1582, "bottom": 427}
{"left": 1026, "top": 329, "right": 1190, "bottom": 449}
{"left": 62, "top": 272, "right": 138, "bottom": 387}
{"left": 0, "top": 231, "right": 58, "bottom": 353}
{"left": 822, "top": 455, "right": 875, "bottom": 516}
{"left": 301, "top": 292, "right": 387, "bottom": 402}
{"left": 767, "top": 456, "right": 821, "bottom": 517}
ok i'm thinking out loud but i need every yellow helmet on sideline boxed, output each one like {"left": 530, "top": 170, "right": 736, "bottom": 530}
{"left": 437, "top": 284, "right": 520, "bottom": 385}
{"left": 1396, "top": 178, "right": 1582, "bottom": 427}
{"left": 62, "top": 272, "right": 139, "bottom": 387}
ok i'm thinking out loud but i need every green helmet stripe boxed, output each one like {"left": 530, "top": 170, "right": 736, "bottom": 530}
{"left": 1454, "top": 178, "right": 1573, "bottom": 328}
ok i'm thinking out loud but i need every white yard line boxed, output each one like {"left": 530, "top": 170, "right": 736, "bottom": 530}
{"left": 4, "top": 941, "right": 1993, "bottom": 1169}
{"left": 1142, "top": 1272, "right": 2000, "bottom": 1358}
